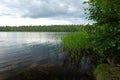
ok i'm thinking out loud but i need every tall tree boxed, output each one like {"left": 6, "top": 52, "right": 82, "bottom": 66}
{"left": 85, "top": 0, "right": 120, "bottom": 64}
{"left": 86, "top": 0, "right": 120, "bottom": 25}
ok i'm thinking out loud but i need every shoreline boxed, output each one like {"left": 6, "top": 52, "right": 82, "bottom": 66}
{"left": 5, "top": 63, "right": 95, "bottom": 80}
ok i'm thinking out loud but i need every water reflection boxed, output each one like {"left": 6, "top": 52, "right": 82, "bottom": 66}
{"left": 0, "top": 32, "right": 69, "bottom": 79}
{"left": 0, "top": 32, "right": 64, "bottom": 44}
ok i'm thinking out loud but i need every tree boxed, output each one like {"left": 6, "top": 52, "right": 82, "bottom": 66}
{"left": 86, "top": 0, "right": 120, "bottom": 26}
{"left": 85, "top": 0, "right": 120, "bottom": 64}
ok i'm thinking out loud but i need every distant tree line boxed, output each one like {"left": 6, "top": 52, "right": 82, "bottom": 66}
{"left": 0, "top": 25, "right": 86, "bottom": 32}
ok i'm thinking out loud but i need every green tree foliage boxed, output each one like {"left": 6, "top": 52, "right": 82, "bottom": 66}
{"left": 86, "top": 0, "right": 120, "bottom": 25}
{"left": 85, "top": 0, "right": 120, "bottom": 64}
{"left": 93, "top": 24, "right": 120, "bottom": 63}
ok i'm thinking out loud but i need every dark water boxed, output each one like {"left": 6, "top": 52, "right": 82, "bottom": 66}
{"left": 0, "top": 32, "right": 70, "bottom": 79}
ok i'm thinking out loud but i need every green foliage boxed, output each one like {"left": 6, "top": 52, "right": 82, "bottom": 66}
{"left": 62, "top": 1, "right": 120, "bottom": 79}
{"left": 94, "top": 64, "right": 120, "bottom": 80}
{"left": 0, "top": 25, "right": 83, "bottom": 32}
{"left": 84, "top": 0, "right": 120, "bottom": 64}
{"left": 85, "top": 0, "right": 120, "bottom": 25}
{"left": 62, "top": 24, "right": 120, "bottom": 64}
{"left": 62, "top": 32, "right": 89, "bottom": 61}
{"left": 63, "top": 32, "right": 91, "bottom": 51}
{"left": 88, "top": 24, "right": 120, "bottom": 64}
{"left": 62, "top": 31, "right": 99, "bottom": 65}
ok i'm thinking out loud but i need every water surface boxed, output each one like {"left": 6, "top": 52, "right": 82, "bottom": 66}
{"left": 0, "top": 32, "right": 69, "bottom": 79}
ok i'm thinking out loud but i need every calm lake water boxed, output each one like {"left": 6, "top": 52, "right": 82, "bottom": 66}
{"left": 0, "top": 32, "right": 70, "bottom": 79}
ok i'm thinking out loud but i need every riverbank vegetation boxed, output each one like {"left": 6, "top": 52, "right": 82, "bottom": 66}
{"left": 62, "top": 24, "right": 120, "bottom": 79}
{"left": 62, "top": 0, "right": 120, "bottom": 80}
{"left": 0, "top": 25, "right": 84, "bottom": 32}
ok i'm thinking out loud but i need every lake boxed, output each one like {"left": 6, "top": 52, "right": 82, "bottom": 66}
{"left": 0, "top": 32, "right": 70, "bottom": 79}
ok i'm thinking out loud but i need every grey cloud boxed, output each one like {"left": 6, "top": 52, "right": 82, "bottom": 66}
{"left": 0, "top": 0, "right": 88, "bottom": 18}
{"left": 0, "top": 0, "right": 91, "bottom": 24}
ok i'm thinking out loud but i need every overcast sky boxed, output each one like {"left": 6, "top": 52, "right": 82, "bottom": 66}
{"left": 0, "top": 0, "right": 92, "bottom": 26}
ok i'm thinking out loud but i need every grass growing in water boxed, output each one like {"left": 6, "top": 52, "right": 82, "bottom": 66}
{"left": 62, "top": 25, "right": 120, "bottom": 80}
{"left": 62, "top": 32, "right": 91, "bottom": 53}
{"left": 62, "top": 31, "right": 98, "bottom": 67}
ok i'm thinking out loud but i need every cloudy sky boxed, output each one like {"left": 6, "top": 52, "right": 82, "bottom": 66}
{"left": 0, "top": 0, "right": 91, "bottom": 26}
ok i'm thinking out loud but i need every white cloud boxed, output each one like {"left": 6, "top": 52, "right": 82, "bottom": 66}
{"left": 0, "top": 0, "right": 91, "bottom": 26}
{"left": 0, "top": 16, "right": 72, "bottom": 26}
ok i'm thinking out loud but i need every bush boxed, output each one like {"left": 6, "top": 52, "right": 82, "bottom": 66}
{"left": 89, "top": 24, "right": 120, "bottom": 64}
{"left": 94, "top": 64, "right": 120, "bottom": 80}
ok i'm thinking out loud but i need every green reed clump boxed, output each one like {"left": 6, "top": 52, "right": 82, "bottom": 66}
{"left": 62, "top": 31, "right": 98, "bottom": 64}
{"left": 62, "top": 32, "right": 91, "bottom": 53}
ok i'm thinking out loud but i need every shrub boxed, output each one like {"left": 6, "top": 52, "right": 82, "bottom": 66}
{"left": 90, "top": 24, "right": 120, "bottom": 64}
{"left": 94, "top": 64, "right": 120, "bottom": 80}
